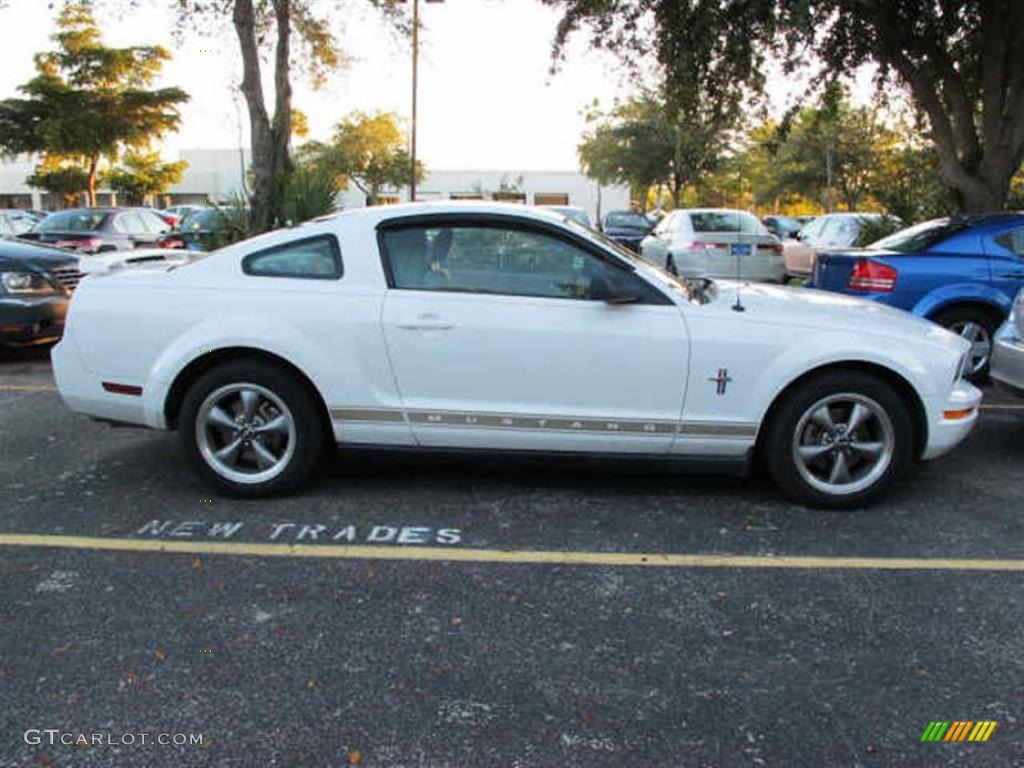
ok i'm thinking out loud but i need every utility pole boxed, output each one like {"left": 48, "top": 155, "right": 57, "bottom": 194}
{"left": 407, "top": 0, "right": 444, "bottom": 202}
{"left": 410, "top": 0, "right": 419, "bottom": 202}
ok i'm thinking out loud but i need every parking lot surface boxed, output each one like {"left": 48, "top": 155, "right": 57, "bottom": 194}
{"left": 1, "top": 351, "right": 1022, "bottom": 767}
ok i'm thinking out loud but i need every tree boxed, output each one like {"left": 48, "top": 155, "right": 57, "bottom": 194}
{"left": 26, "top": 156, "right": 90, "bottom": 207}
{"left": 579, "top": 98, "right": 671, "bottom": 208}
{"left": 548, "top": 0, "right": 774, "bottom": 208}
{"left": 0, "top": 3, "right": 187, "bottom": 205}
{"left": 782, "top": 0, "right": 1023, "bottom": 212}
{"left": 91, "top": 0, "right": 404, "bottom": 232}
{"left": 547, "top": 1, "right": 1024, "bottom": 212}
{"left": 578, "top": 96, "right": 725, "bottom": 209}
{"left": 771, "top": 84, "right": 895, "bottom": 211}
{"left": 303, "top": 111, "right": 423, "bottom": 206}
{"left": 103, "top": 150, "right": 187, "bottom": 205}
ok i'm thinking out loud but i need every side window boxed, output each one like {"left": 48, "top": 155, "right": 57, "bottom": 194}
{"left": 835, "top": 218, "right": 859, "bottom": 246}
{"left": 382, "top": 224, "right": 656, "bottom": 302}
{"left": 242, "top": 235, "right": 342, "bottom": 279}
{"left": 115, "top": 213, "right": 144, "bottom": 234}
{"left": 800, "top": 217, "right": 824, "bottom": 242}
{"left": 817, "top": 217, "right": 844, "bottom": 245}
{"left": 995, "top": 227, "right": 1024, "bottom": 257}
{"left": 141, "top": 210, "right": 169, "bottom": 233}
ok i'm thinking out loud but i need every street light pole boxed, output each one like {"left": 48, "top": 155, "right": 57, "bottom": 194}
{"left": 410, "top": 0, "right": 419, "bottom": 202}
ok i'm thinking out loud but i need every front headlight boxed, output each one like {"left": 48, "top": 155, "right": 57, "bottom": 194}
{"left": 0, "top": 271, "right": 59, "bottom": 295}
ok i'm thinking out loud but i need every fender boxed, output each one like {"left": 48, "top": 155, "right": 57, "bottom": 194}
{"left": 910, "top": 282, "right": 1011, "bottom": 320}
{"left": 142, "top": 315, "right": 331, "bottom": 428}
{"left": 747, "top": 328, "right": 957, "bottom": 433}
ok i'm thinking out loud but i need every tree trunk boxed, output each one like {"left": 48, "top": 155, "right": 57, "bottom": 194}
{"left": 87, "top": 154, "right": 99, "bottom": 207}
{"left": 233, "top": 0, "right": 294, "bottom": 234}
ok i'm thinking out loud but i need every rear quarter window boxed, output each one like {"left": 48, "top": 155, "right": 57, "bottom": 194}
{"left": 242, "top": 235, "right": 343, "bottom": 279}
{"left": 995, "top": 227, "right": 1024, "bottom": 257}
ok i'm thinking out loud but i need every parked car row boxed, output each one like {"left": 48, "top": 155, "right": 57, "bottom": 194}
{"left": 5, "top": 203, "right": 1023, "bottom": 398}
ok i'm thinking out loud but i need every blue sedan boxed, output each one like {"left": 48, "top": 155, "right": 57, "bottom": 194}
{"left": 808, "top": 212, "right": 1024, "bottom": 381}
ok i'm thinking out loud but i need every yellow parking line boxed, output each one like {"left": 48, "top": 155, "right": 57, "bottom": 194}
{"left": 0, "top": 384, "right": 57, "bottom": 392}
{"left": 1, "top": 533, "right": 1021, "bottom": 571}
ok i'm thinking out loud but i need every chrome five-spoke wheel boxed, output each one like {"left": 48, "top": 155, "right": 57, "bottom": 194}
{"left": 195, "top": 382, "right": 297, "bottom": 485}
{"left": 791, "top": 393, "right": 895, "bottom": 496}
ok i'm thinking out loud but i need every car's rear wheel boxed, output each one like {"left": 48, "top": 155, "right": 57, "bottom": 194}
{"left": 764, "top": 371, "right": 913, "bottom": 509}
{"left": 932, "top": 306, "right": 999, "bottom": 383}
{"left": 178, "top": 360, "right": 325, "bottom": 496}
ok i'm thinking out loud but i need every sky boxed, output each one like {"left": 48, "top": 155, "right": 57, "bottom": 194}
{"left": 0, "top": 0, "right": 866, "bottom": 172}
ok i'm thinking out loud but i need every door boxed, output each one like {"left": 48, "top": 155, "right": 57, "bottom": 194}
{"left": 378, "top": 217, "right": 690, "bottom": 453}
{"left": 640, "top": 212, "right": 679, "bottom": 270}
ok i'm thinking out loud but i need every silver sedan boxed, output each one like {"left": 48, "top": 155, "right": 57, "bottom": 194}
{"left": 991, "top": 288, "right": 1024, "bottom": 397}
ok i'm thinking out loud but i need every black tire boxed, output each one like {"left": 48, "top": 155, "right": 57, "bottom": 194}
{"left": 932, "top": 305, "right": 1000, "bottom": 383}
{"left": 178, "top": 359, "right": 326, "bottom": 497}
{"left": 763, "top": 370, "right": 913, "bottom": 510}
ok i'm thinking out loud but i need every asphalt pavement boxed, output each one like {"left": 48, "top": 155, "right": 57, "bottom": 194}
{"left": 1, "top": 350, "right": 1022, "bottom": 767}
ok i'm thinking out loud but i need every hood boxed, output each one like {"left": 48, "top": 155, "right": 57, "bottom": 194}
{"left": 0, "top": 239, "right": 79, "bottom": 271}
{"left": 707, "top": 279, "right": 960, "bottom": 347}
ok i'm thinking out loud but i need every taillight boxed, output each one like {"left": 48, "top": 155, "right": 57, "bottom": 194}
{"left": 847, "top": 258, "right": 897, "bottom": 292}
{"left": 689, "top": 241, "right": 715, "bottom": 251}
{"left": 764, "top": 242, "right": 784, "bottom": 254}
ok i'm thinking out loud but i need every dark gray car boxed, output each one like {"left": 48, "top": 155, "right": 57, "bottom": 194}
{"left": 24, "top": 207, "right": 171, "bottom": 253}
{"left": 0, "top": 238, "right": 81, "bottom": 348}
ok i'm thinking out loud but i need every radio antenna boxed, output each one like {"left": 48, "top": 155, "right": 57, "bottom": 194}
{"left": 732, "top": 208, "right": 745, "bottom": 312}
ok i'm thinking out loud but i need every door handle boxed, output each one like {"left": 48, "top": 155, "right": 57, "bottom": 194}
{"left": 396, "top": 313, "right": 454, "bottom": 331}
{"left": 997, "top": 271, "right": 1024, "bottom": 279}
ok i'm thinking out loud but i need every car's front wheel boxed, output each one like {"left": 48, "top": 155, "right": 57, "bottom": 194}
{"left": 178, "top": 360, "right": 325, "bottom": 496}
{"left": 764, "top": 371, "right": 913, "bottom": 509}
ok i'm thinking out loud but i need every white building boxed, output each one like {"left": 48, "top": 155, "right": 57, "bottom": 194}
{"left": 0, "top": 149, "right": 630, "bottom": 223}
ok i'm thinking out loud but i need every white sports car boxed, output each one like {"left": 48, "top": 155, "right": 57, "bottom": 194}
{"left": 52, "top": 203, "right": 981, "bottom": 508}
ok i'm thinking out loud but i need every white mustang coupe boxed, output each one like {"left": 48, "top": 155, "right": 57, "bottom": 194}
{"left": 52, "top": 203, "right": 981, "bottom": 508}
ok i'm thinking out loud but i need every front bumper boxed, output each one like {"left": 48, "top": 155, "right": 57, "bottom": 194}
{"left": 0, "top": 295, "right": 69, "bottom": 347}
{"left": 990, "top": 322, "right": 1024, "bottom": 397}
{"left": 920, "top": 379, "right": 983, "bottom": 460}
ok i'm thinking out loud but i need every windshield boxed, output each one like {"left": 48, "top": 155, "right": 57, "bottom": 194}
{"left": 868, "top": 218, "right": 963, "bottom": 252}
{"left": 38, "top": 210, "right": 109, "bottom": 232}
{"left": 180, "top": 209, "right": 219, "bottom": 230}
{"left": 604, "top": 212, "right": 649, "bottom": 229}
{"left": 690, "top": 211, "right": 767, "bottom": 234}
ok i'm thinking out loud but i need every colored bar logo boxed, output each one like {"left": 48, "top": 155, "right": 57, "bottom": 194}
{"left": 921, "top": 721, "right": 997, "bottom": 742}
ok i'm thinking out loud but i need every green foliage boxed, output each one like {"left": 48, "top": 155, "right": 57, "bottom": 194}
{"left": 769, "top": 83, "right": 895, "bottom": 212}
{"left": 103, "top": 151, "right": 187, "bottom": 205}
{"left": 203, "top": 194, "right": 252, "bottom": 251}
{"left": 0, "top": 3, "right": 187, "bottom": 205}
{"left": 778, "top": 1, "right": 1022, "bottom": 210}
{"left": 280, "top": 164, "right": 339, "bottom": 225}
{"left": 855, "top": 215, "right": 905, "bottom": 246}
{"left": 578, "top": 95, "right": 724, "bottom": 208}
{"left": 25, "top": 156, "right": 90, "bottom": 206}
{"left": 547, "top": 0, "right": 1024, "bottom": 212}
{"left": 302, "top": 111, "right": 423, "bottom": 205}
